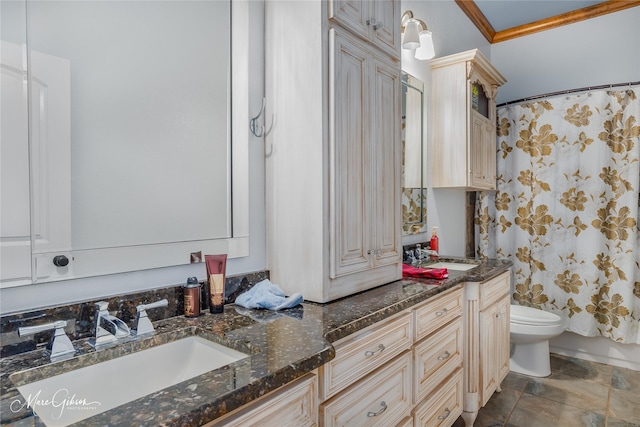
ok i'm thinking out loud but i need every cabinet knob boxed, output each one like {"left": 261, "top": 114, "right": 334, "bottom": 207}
{"left": 53, "top": 255, "right": 69, "bottom": 267}
{"left": 366, "top": 18, "right": 382, "bottom": 31}
{"left": 367, "top": 249, "right": 382, "bottom": 257}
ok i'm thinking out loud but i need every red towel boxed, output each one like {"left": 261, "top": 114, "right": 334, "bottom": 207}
{"left": 402, "top": 263, "right": 449, "bottom": 279}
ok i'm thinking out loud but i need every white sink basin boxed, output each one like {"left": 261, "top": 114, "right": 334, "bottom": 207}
{"left": 424, "top": 262, "right": 478, "bottom": 271}
{"left": 16, "top": 336, "right": 249, "bottom": 426}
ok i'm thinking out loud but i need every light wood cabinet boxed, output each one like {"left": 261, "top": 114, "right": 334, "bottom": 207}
{"left": 319, "top": 312, "right": 413, "bottom": 400}
{"left": 413, "top": 319, "right": 463, "bottom": 405}
{"left": 318, "top": 286, "right": 463, "bottom": 427}
{"left": 461, "top": 271, "right": 511, "bottom": 426}
{"left": 328, "top": 0, "right": 400, "bottom": 58}
{"left": 319, "top": 312, "right": 413, "bottom": 426}
{"left": 480, "top": 295, "right": 510, "bottom": 406}
{"left": 412, "top": 372, "right": 463, "bottom": 427}
{"left": 430, "top": 49, "right": 506, "bottom": 190}
{"left": 331, "top": 29, "right": 402, "bottom": 283}
{"left": 265, "top": 1, "right": 401, "bottom": 303}
{"left": 411, "top": 286, "right": 464, "bottom": 427}
{"left": 320, "top": 351, "right": 413, "bottom": 427}
{"left": 207, "top": 373, "right": 318, "bottom": 427}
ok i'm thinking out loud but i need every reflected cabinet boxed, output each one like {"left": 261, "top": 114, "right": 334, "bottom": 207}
{"left": 430, "top": 49, "right": 506, "bottom": 190}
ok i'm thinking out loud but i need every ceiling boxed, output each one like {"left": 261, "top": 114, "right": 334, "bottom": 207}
{"left": 455, "top": 0, "right": 640, "bottom": 43}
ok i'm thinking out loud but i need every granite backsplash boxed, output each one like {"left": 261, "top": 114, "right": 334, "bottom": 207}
{"left": 0, "top": 271, "right": 269, "bottom": 358}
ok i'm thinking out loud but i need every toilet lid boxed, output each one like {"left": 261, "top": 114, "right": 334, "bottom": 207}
{"left": 510, "top": 304, "right": 562, "bottom": 326}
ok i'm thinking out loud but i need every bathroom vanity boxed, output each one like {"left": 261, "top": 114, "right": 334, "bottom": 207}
{"left": 0, "top": 258, "right": 510, "bottom": 427}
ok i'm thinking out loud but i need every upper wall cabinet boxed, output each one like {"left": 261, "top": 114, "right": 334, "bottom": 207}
{"left": 265, "top": 1, "right": 401, "bottom": 303}
{"left": 328, "top": 0, "right": 400, "bottom": 59}
{"left": 430, "top": 49, "right": 506, "bottom": 190}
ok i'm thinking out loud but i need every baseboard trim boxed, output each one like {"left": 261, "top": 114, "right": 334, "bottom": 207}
{"left": 549, "top": 332, "right": 640, "bottom": 372}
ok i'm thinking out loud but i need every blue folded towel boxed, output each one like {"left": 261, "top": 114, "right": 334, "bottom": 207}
{"left": 234, "top": 279, "right": 303, "bottom": 311}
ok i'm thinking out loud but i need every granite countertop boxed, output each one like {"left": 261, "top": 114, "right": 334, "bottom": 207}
{"left": 0, "top": 258, "right": 510, "bottom": 427}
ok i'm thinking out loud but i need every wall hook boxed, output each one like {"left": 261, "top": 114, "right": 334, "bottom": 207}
{"left": 249, "top": 97, "right": 274, "bottom": 138}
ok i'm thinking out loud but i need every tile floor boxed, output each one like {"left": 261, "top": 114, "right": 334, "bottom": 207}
{"left": 453, "top": 354, "right": 640, "bottom": 427}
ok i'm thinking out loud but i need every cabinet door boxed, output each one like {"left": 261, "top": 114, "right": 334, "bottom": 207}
{"left": 329, "top": 1, "right": 399, "bottom": 58}
{"left": 470, "top": 110, "right": 495, "bottom": 190}
{"left": 370, "top": 0, "right": 400, "bottom": 56}
{"left": 330, "top": 29, "right": 371, "bottom": 277}
{"left": 370, "top": 54, "right": 401, "bottom": 268}
{"left": 495, "top": 296, "right": 510, "bottom": 386}
{"left": 329, "top": 0, "right": 370, "bottom": 39}
{"left": 479, "top": 295, "right": 509, "bottom": 406}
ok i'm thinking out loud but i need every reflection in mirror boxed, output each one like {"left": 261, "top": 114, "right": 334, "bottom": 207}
{"left": 0, "top": 0, "right": 247, "bottom": 287}
{"left": 401, "top": 72, "right": 427, "bottom": 235}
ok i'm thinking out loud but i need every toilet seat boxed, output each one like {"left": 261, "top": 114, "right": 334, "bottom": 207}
{"left": 510, "top": 305, "right": 562, "bottom": 326}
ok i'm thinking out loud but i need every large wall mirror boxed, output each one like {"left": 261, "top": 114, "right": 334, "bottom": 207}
{"left": 401, "top": 72, "right": 427, "bottom": 235}
{"left": 0, "top": 0, "right": 249, "bottom": 287}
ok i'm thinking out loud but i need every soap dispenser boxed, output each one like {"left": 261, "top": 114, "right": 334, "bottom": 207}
{"left": 430, "top": 226, "right": 439, "bottom": 253}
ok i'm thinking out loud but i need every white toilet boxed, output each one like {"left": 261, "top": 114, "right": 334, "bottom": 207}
{"left": 509, "top": 304, "right": 563, "bottom": 377}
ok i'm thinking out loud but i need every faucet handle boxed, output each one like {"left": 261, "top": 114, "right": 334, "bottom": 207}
{"left": 136, "top": 298, "right": 168, "bottom": 313}
{"left": 19, "top": 320, "right": 67, "bottom": 337}
{"left": 132, "top": 299, "right": 168, "bottom": 337}
{"left": 94, "top": 301, "right": 110, "bottom": 312}
{"left": 19, "top": 320, "right": 76, "bottom": 362}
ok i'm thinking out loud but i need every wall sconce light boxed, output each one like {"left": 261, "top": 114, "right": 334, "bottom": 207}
{"left": 401, "top": 10, "right": 435, "bottom": 60}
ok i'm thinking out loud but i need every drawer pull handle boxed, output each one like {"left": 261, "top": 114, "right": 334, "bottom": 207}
{"left": 437, "top": 351, "right": 451, "bottom": 361}
{"left": 367, "top": 401, "right": 387, "bottom": 417}
{"left": 364, "top": 344, "right": 385, "bottom": 357}
{"left": 437, "top": 407, "right": 451, "bottom": 420}
{"left": 436, "top": 308, "right": 448, "bottom": 316}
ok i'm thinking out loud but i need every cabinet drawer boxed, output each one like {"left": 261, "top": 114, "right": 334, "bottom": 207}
{"left": 413, "top": 318, "right": 463, "bottom": 404}
{"left": 320, "top": 351, "right": 413, "bottom": 427}
{"left": 414, "top": 286, "right": 462, "bottom": 341}
{"left": 479, "top": 271, "right": 510, "bottom": 310}
{"left": 397, "top": 416, "right": 413, "bottom": 427}
{"left": 320, "top": 312, "right": 413, "bottom": 399}
{"left": 412, "top": 369, "right": 463, "bottom": 427}
{"left": 209, "top": 373, "right": 317, "bottom": 427}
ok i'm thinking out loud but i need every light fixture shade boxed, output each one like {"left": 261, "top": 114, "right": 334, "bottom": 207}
{"left": 402, "top": 20, "right": 421, "bottom": 50}
{"left": 415, "top": 30, "right": 435, "bottom": 60}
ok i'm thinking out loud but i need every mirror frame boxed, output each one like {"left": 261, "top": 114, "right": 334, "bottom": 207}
{"left": 401, "top": 72, "right": 427, "bottom": 236}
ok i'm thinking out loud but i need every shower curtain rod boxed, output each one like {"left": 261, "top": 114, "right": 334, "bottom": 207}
{"left": 497, "top": 80, "right": 640, "bottom": 108}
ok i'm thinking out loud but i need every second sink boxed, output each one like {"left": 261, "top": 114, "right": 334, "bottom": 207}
{"left": 424, "top": 262, "right": 478, "bottom": 271}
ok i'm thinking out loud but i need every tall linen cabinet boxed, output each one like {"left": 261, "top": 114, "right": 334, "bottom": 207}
{"left": 265, "top": 1, "right": 402, "bottom": 303}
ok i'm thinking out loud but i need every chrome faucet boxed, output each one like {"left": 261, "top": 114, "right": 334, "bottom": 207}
{"left": 131, "top": 299, "right": 168, "bottom": 337}
{"left": 89, "top": 301, "right": 130, "bottom": 348}
{"left": 411, "top": 243, "right": 438, "bottom": 262}
{"left": 417, "top": 247, "right": 439, "bottom": 260}
{"left": 19, "top": 320, "right": 76, "bottom": 362}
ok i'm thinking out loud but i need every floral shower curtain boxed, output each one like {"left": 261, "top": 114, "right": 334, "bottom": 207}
{"left": 476, "top": 86, "right": 640, "bottom": 344}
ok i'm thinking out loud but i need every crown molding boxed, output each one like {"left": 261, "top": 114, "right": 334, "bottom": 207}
{"left": 455, "top": 0, "right": 640, "bottom": 44}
